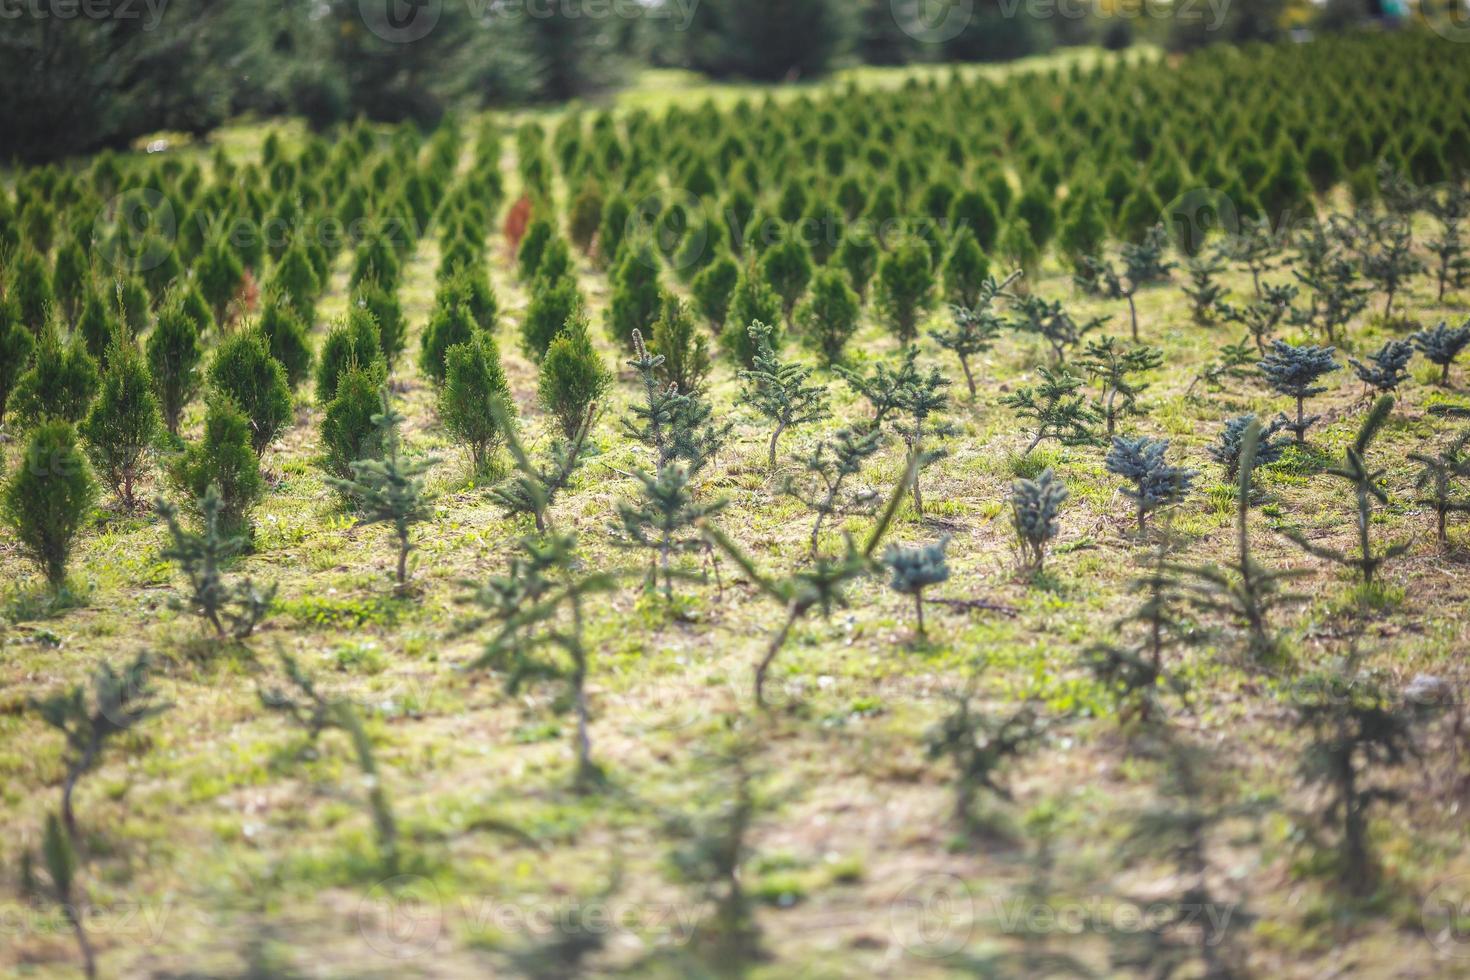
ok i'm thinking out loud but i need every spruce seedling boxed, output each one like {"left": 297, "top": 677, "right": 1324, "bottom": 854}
{"left": 461, "top": 533, "right": 619, "bottom": 790}
{"left": 156, "top": 488, "right": 276, "bottom": 640}
{"left": 1002, "top": 366, "right": 1101, "bottom": 457}
{"left": 31, "top": 652, "right": 168, "bottom": 842}
{"left": 1010, "top": 468, "right": 1067, "bottom": 576}
{"left": 783, "top": 426, "right": 883, "bottom": 555}
{"left": 926, "top": 692, "right": 1045, "bottom": 832}
{"left": 489, "top": 399, "right": 596, "bottom": 534}
{"left": 1412, "top": 320, "right": 1470, "bottom": 386}
{"left": 882, "top": 535, "right": 950, "bottom": 637}
{"left": 614, "top": 464, "right": 728, "bottom": 601}
{"left": 738, "top": 320, "right": 829, "bottom": 471}
{"left": 1409, "top": 430, "right": 1470, "bottom": 548}
{"left": 1106, "top": 436, "right": 1198, "bottom": 534}
{"left": 1282, "top": 395, "right": 1408, "bottom": 586}
{"left": 932, "top": 270, "right": 1020, "bottom": 398}
{"left": 1207, "top": 413, "right": 1290, "bottom": 482}
{"left": 1258, "top": 339, "right": 1340, "bottom": 445}
{"left": 324, "top": 391, "right": 436, "bottom": 592}
{"left": 1348, "top": 339, "right": 1414, "bottom": 395}
{"left": 1078, "top": 336, "right": 1162, "bottom": 437}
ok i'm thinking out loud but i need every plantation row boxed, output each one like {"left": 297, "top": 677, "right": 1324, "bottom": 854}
{"left": 3, "top": 32, "right": 1470, "bottom": 977}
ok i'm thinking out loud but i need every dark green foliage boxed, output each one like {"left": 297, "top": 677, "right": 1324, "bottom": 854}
{"left": 195, "top": 237, "right": 244, "bottom": 325}
{"left": 1283, "top": 395, "right": 1408, "bottom": 586}
{"left": 1258, "top": 339, "right": 1340, "bottom": 444}
{"left": 207, "top": 333, "right": 293, "bottom": 454}
{"left": 269, "top": 243, "right": 321, "bottom": 321}
{"left": 835, "top": 227, "right": 880, "bottom": 299}
{"left": 1360, "top": 224, "right": 1421, "bottom": 318}
{"left": 520, "top": 275, "right": 583, "bottom": 361}
{"left": 721, "top": 270, "right": 783, "bottom": 368}
{"left": 739, "top": 321, "right": 829, "bottom": 470}
{"left": 321, "top": 361, "right": 389, "bottom": 482}
{"left": 876, "top": 238, "right": 935, "bottom": 343}
{"left": 683, "top": 0, "right": 850, "bottom": 82}
{"left": 1078, "top": 336, "right": 1162, "bottom": 437}
{"left": 568, "top": 182, "right": 604, "bottom": 255}
{"left": 1412, "top": 321, "right": 1470, "bottom": 386}
{"left": 11, "top": 249, "right": 55, "bottom": 332}
{"left": 440, "top": 334, "right": 512, "bottom": 473}
{"left": 419, "top": 302, "right": 477, "bottom": 384}
{"left": 517, "top": 218, "right": 554, "bottom": 281}
{"left": 2, "top": 421, "right": 97, "bottom": 589}
{"left": 30, "top": 651, "right": 166, "bottom": 841}
{"left": 1348, "top": 339, "right": 1414, "bottom": 394}
{"left": 606, "top": 241, "right": 663, "bottom": 351}
{"left": 1293, "top": 255, "right": 1370, "bottom": 344}
{"left": 437, "top": 265, "right": 499, "bottom": 333}
{"left": 950, "top": 189, "right": 1001, "bottom": 252}
{"left": 1105, "top": 436, "right": 1198, "bottom": 533}
{"left": 1002, "top": 366, "right": 1101, "bottom": 456}
{"left": 146, "top": 295, "right": 204, "bottom": 436}
{"left": 1208, "top": 413, "right": 1290, "bottom": 480}
{"left": 796, "top": 266, "right": 860, "bottom": 367}
{"left": 926, "top": 694, "right": 1045, "bottom": 831}
{"left": 932, "top": 271, "right": 1018, "bottom": 398}
{"left": 352, "top": 279, "right": 408, "bottom": 368}
{"left": 650, "top": 296, "right": 711, "bottom": 396}
{"left": 1010, "top": 468, "right": 1067, "bottom": 576}
{"left": 940, "top": 228, "right": 991, "bottom": 309}
{"left": 156, "top": 489, "right": 275, "bottom": 639}
{"left": 1410, "top": 430, "right": 1470, "bottom": 548}
{"left": 614, "top": 464, "right": 727, "bottom": 601}
{"left": 463, "top": 532, "right": 618, "bottom": 790}
{"left": 1009, "top": 293, "right": 1105, "bottom": 363}
{"left": 169, "top": 398, "right": 264, "bottom": 537}
{"left": 325, "top": 392, "right": 435, "bottom": 591}
{"left": 81, "top": 337, "right": 159, "bottom": 510}
{"left": 783, "top": 426, "right": 883, "bottom": 555}
{"left": 1058, "top": 191, "right": 1107, "bottom": 268}
{"left": 759, "top": 235, "right": 813, "bottom": 327}
{"left": 1291, "top": 656, "right": 1416, "bottom": 895}
{"left": 256, "top": 298, "right": 314, "bottom": 389}
{"left": 691, "top": 255, "right": 739, "bottom": 331}
{"left": 625, "top": 330, "right": 731, "bottom": 478}
{"left": 75, "top": 291, "right": 118, "bottom": 367}
{"left": 34, "top": 811, "right": 92, "bottom": 980}
{"left": 9, "top": 329, "right": 99, "bottom": 430}
{"left": 882, "top": 536, "right": 950, "bottom": 637}
{"left": 539, "top": 316, "right": 612, "bottom": 442}
{"left": 1180, "top": 419, "right": 1304, "bottom": 661}
{"left": 0, "top": 304, "right": 35, "bottom": 422}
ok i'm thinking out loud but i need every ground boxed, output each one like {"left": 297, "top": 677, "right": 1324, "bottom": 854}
{"left": 3, "top": 48, "right": 1470, "bottom": 979}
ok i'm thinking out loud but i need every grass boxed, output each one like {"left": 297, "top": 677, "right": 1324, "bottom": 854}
{"left": 3, "top": 51, "right": 1470, "bottom": 978}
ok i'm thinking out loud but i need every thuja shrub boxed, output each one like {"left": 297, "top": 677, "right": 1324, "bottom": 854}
{"left": 520, "top": 275, "right": 584, "bottom": 361}
{"left": 2, "top": 421, "right": 98, "bottom": 590}
{"left": 317, "top": 309, "right": 385, "bottom": 405}
{"left": 691, "top": 255, "right": 739, "bottom": 331}
{"left": 876, "top": 237, "right": 935, "bottom": 343}
{"left": 650, "top": 295, "right": 711, "bottom": 395}
{"left": 9, "top": 328, "right": 99, "bottom": 430}
{"left": 256, "top": 298, "right": 314, "bottom": 390}
{"left": 0, "top": 302, "right": 35, "bottom": 422}
{"left": 440, "top": 333, "right": 513, "bottom": 474}
{"left": 720, "top": 271, "right": 782, "bottom": 369}
{"left": 539, "top": 316, "right": 612, "bottom": 441}
{"left": 81, "top": 337, "right": 160, "bottom": 510}
{"left": 797, "top": 267, "right": 861, "bottom": 367}
{"left": 321, "top": 361, "right": 389, "bottom": 481}
{"left": 207, "top": 333, "right": 294, "bottom": 455}
{"left": 146, "top": 295, "right": 204, "bottom": 437}
{"left": 419, "top": 302, "right": 477, "bottom": 384}
{"left": 169, "top": 398, "right": 265, "bottom": 537}
{"left": 352, "top": 279, "right": 407, "bottom": 368}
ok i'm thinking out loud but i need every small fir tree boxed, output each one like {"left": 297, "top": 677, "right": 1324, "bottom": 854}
{"left": 624, "top": 329, "right": 732, "bottom": 478}
{"left": 146, "top": 296, "right": 203, "bottom": 437}
{"left": 489, "top": 398, "right": 597, "bottom": 534}
{"left": 931, "top": 270, "right": 1020, "bottom": 398}
{"left": 1258, "top": 339, "right": 1341, "bottom": 444}
{"left": 797, "top": 266, "right": 861, "bottom": 367}
{"left": 439, "top": 334, "right": 512, "bottom": 474}
{"left": 156, "top": 489, "right": 275, "bottom": 640}
{"left": 1207, "top": 413, "right": 1290, "bottom": 481}
{"left": 169, "top": 398, "right": 265, "bottom": 537}
{"left": 783, "top": 426, "right": 883, "bottom": 555}
{"left": 462, "top": 532, "right": 619, "bottom": 790}
{"left": 1105, "top": 436, "right": 1198, "bottom": 534}
{"left": 614, "top": 463, "right": 728, "bottom": 602}
{"left": 1078, "top": 336, "right": 1162, "bottom": 437}
{"left": 1009, "top": 293, "right": 1106, "bottom": 364}
{"left": 9, "top": 328, "right": 99, "bottom": 429}
{"left": 1412, "top": 320, "right": 1470, "bottom": 386}
{"left": 1284, "top": 395, "right": 1409, "bottom": 586}
{"left": 1002, "top": 366, "right": 1101, "bottom": 457}
{"left": 875, "top": 237, "right": 935, "bottom": 343}
{"left": 738, "top": 321, "right": 830, "bottom": 470}
{"left": 925, "top": 693, "right": 1045, "bottom": 832}
{"left": 207, "top": 332, "right": 294, "bottom": 454}
{"left": 1010, "top": 468, "right": 1067, "bottom": 576}
{"left": 1216, "top": 282, "right": 1300, "bottom": 355}
{"left": 720, "top": 270, "right": 782, "bottom": 368}
{"left": 325, "top": 392, "right": 436, "bottom": 592}
{"left": 1409, "top": 430, "right": 1470, "bottom": 549}
{"left": 1348, "top": 339, "right": 1414, "bottom": 395}
{"left": 539, "top": 316, "right": 612, "bottom": 441}
{"left": 882, "top": 536, "right": 951, "bottom": 637}
{"left": 651, "top": 295, "right": 712, "bottom": 395}
{"left": 1181, "top": 253, "right": 1227, "bottom": 325}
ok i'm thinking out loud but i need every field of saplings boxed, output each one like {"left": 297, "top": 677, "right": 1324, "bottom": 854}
{"left": 5, "top": 30, "right": 1470, "bottom": 978}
